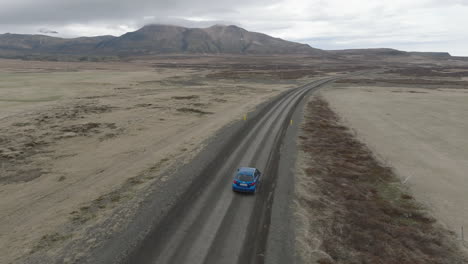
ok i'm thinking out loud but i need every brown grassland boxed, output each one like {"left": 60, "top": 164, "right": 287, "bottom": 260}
{"left": 295, "top": 97, "right": 467, "bottom": 264}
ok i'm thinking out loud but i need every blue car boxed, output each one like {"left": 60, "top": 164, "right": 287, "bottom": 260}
{"left": 232, "top": 167, "right": 262, "bottom": 193}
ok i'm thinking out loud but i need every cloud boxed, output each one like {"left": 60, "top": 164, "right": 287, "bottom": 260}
{"left": 0, "top": 0, "right": 467, "bottom": 55}
{"left": 0, "top": 0, "right": 271, "bottom": 24}
{"left": 38, "top": 28, "right": 58, "bottom": 34}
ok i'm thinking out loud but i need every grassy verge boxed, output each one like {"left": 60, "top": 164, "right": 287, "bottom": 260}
{"left": 295, "top": 96, "right": 466, "bottom": 264}
{"left": 0, "top": 95, "right": 62, "bottom": 102}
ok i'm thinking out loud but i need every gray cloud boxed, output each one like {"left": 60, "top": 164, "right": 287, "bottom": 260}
{"left": 0, "top": 0, "right": 272, "bottom": 24}
{"left": 38, "top": 28, "right": 58, "bottom": 34}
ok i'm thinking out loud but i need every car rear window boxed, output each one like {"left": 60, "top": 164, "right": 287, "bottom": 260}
{"left": 237, "top": 174, "right": 253, "bottom": 182}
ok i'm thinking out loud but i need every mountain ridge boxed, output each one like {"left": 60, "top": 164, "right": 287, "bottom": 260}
{"left": 0, "top": 24, "right": 456, "bottom": 59}
{"left": 0, "top": 24, "right": 322, "bottom": 56}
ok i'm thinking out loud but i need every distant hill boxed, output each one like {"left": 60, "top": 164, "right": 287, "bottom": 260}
{"left": 328, "top": 48, "right": 452, "bottom": 58}
{"left": 0, "top": 33, "right": 114, "bottom": 55}
{"left": 329, "top": 48, "right": 408, "bottom": 56}
{"left": 408, "top": 51, "right": 451, "bottom": 58}
{"left": 0, "top": 24, "right": 322, "bottom": 57}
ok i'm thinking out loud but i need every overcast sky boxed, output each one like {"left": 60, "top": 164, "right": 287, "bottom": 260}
{"left": 1, "top": 0, "right": 468, "bottom": 55}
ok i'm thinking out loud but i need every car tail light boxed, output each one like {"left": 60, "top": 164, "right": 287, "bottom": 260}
{"left": 249, "top": 182, "right": 256, "bottom": 186}
{"left": 233, "top": 180, "right": 239, "bottom": 184}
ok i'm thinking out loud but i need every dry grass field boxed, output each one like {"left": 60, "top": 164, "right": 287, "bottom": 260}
{"left": 294, "top": 96, "right": 467, "bottom": 263}
{"left": 322, "top": 72, "right": 468, "bottom": 236}
{"left": 0, "top": 56, "right": 331, "bottom": 263}
{"left": 3, "top": 54, "right": 468, "bottom": 263}
{"left": 293, "top": 66, "right": 468, "bottom": 263}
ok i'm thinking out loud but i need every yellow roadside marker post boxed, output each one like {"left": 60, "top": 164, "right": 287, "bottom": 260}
{"left": 290, "top": 119, "right": 293, "bottom": 125}
{"left": 244, "top": 114, "right": 247, "bottom": 121}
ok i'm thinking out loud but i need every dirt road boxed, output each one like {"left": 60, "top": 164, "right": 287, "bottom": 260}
{"left": 104, "top": 77, "right": 341, "bottom": 264}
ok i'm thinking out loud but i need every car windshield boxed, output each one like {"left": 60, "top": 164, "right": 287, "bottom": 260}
{"left": 236, "top": 174, "right": 253, "bottom": 182}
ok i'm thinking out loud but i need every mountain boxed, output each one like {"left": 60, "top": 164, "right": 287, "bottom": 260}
{"left": 0, "top": 33, "right": 115, "bottom": 55}
{"left": 0, "top": 24, "right": 322, "bottom": 57}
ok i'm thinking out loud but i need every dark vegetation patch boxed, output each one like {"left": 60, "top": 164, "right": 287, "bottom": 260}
{"left": 35, "top": 103, "right": 115, "bottom": 123}
{"left": 176, "top": 107, "right": 213, "bottom": 115}
{"left": 0, "top": 168, "right": 43, "bottom": 184}
{"left": 3, "top": 54, "right": 120, "bottom": 62}
{"left": 336, "top": 78, "right": 468, "bottom": 87}
{"left": 139, "top": 78, "right": 204, "bottom": 86}
{"left": 61, "top": 122, "right": 101, "bottom": 134}
{"left": 391, "top": 90, "right": 429, "bottom": 94}
{"left": 0, "top": 103, "right": 119, "bottom": 185}
{"left": 165, "top": 79, "right": 204, "bottom": 86}
{"left": 12, "top": 122, "right": 32, "bottom": 127}
{"left": 31, "top": 232, "right": 72, "bottom": 253}
{"left": 153, "top": 62, "right": 311, "bottom": 70}
{"left": 171, "top": 95, "right": 200, "bottom": 100}
{"left": 114, "top": 87, "right": 132, "bottom": 90}
{"left": 206, "top": 69, "right": 318, "bottom": 80}
{"left": 0, "top": 137, "right": 49, "bottom": 183}
{"left": 190, "top": 103, "right": 208, "bottom": 107}
{"left": 99, "top": 133, "right": 118, "bottom": 141}
{"left": 214, "top": 98, "right": 227, "bottom": 103}
{"left": 77, "top": 95, "right": 113, "bottom": 99}
{"left": 59, "top": 122, "right": 117, "bottom": 137}
{"left": 152, "top": 61, "right": 370, "bottom": 73}
{"left": 298, "top": 97, "right": 466, "bottom": 264}
{"left": 135, "top": 103, "right": 153, "bottom": 107}
{"left": 386, "top": 67, "right": 468, "bottom": 77}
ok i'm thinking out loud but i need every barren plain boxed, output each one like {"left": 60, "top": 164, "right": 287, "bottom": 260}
{"left": 0, "top": 56, "right": 332, "bottom": 263}
{"left": 3, "top": 54, "right": 468, "bottom": 264}
{"left": 322, "top": 70, "right": 468, "bottom": 235}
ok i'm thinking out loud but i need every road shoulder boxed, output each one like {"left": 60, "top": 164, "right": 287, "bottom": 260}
{"left": 264, "top": 82, "right": 311, "bottom": 264}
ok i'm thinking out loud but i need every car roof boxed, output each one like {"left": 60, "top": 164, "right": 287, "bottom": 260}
{"left": 237, "top": 167, "right": 256, "bottom": 175}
